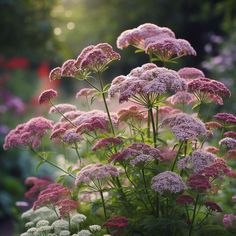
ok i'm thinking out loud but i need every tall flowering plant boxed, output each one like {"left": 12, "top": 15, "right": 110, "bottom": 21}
{"left": 4, "top": 23, "right": 236, "bottom": 236}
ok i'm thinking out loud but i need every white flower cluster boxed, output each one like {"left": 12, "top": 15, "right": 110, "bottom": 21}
{"left": 20, "top": 207, "right": 101, "bottom": 236}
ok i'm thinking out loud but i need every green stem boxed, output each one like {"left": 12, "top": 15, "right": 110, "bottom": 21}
{"left": 189, "top": 194, "right": 199, "bottom": 236}
{"left": 74, "top": 142, "right": 82, "bottom": 165}
{"left": 31, "top": 148, "right": 76, "bottom": 179}
{"left": 49, "top": 100, "right": 76, "bottom": 128}
{"left": 141, "top": 168, "right": 155, "bottom": 213}
{"left": 100, "top": 190, "right": 108, "bottom": 219}
{"left": 171, "top": 141, "right": 184, "bottom": 171}
{"left": 97, "top": 71, "right": 116, "bottom": 136}
{"left": 155, "top": 105, "right": 159, "bottom": 138}
{"left": 149, "top": 107, "right": 157, "bottom": 148}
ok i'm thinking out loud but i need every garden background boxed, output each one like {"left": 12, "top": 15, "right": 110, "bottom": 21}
{"left": 1, "top": 0, "right": 236, "bottom": 235}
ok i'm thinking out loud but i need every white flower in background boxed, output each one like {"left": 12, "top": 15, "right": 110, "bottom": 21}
{"left": 89, "top": 225, "right": 101, "bottom": 232}
{"left": 78, "top": 230, "right": 92, "bottom": 236}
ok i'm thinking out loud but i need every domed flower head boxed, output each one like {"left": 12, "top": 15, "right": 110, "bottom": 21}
{"left": 224, "top": 131, "right": 236, "bottom": 138}
{"left": 38, "top": 89, "right": 58, "bottom": 104}
{"left": 188, "top": 77, "right": 231, "bottom": 105}
{"left": 223, "top": 214, "right": 236, "bottom": 228}
{"left": 177, "top": 150, "right": 216, "bottom": 173}
{"left": 187, "top": 173, "right": 211, "bottom": 191}
{"left": 49, "top": 67, "right": 62, "bottom": 81}
{"left": 49, "top": 104, "right": 77, "bottom": 114}
{"left": 161, "top": 113, "right": 206, "bottom": 140}
{"left": 204, "top": 201, "right": 222, "bottom": 212}
{"left": 75, "top": 163, "right": 120, "bottom": 185}
{"left": 214, "top": 113, "right": 236, "bottom": 125}
{"left": 76, "top": 88, "right": 97, "bottom": 98}
{"left": 109, "top": 142, "right": 162, "bottom": 164}
{"left": 117, "top": 23, "right": 175, "bottom": 50}
{"left": 167, "top": 91, "right": 196, "bottom": 106}
{"left": 103, "top": 216, "right": 128, "bottom": 235}
{"left": 3, "top": 117, "right": 53, "bottom": 150}
{"left": 151, "top": 171, "right": 187, "bottom": 195}
{"left": 92, "top": 137, "right": 122, "bottom": 151}
{"left": 176, "top": 194, "right": 194, "bottom": 205}
{"left": 219, "top": 137, "right": 236, "bottom": 150}
{"left": 109, "top": 63, "right": 187, "bottom": 105}
{"left": 178, "top": 67, "right": 204, "bottom": 80}
{"left": 75, "top": 43, "right": 120, "bottom": 73}
{"left": 145, "top": 37, "right": 196, "bottom": 61}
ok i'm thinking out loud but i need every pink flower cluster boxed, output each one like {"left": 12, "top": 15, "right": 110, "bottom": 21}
{"left": 24, "top": 176, "right": 51, "bottom": 199}
{"left": 219, "top": 137, "right": 236, "bottom": 150}
{"left": 117, "top": 23, "right": 175, "bottom": 50}
{"left": 117, "top": 23, "right": 195, "bottom": 61}
{"left": 177, "top": 150, "right": 216, "bottom": 173}
{"left": 187, "top": 173, "right": 211, "bottom": 191}
{"left": 38, "top": 89, "right": 58, "bottom": 104}
{"left": 223, "top": 214, "right": 236, "bottom": 228}
{"left": 49, "top": 43, "right": 120, "bottom": 80}
{"left": 204, "top": 201, "right": 222, "bottom": 212}
{"left": 110, "top": 142, "right": 162, "bottom": 165}
{"left": 3, "top": 117, "right": 53, "bottom": 150}
{"left": 117, "top": 105, "right": 146, "bottom": 123}
{"left": 167, "top": 91, "right": 196, "bottom": 106}
{"left": 75, "top": 88, "right": 96, "bottom": 98}
{"left": 176, "top": 194, "right": 194, "bottom": 205}
{"left": 178, "top": 67, "right": 205, "bottom": 80}
{"left": 75, "top": 163, "right": 120, "bottom": 184}
{"left": 49, "top": 104, "right": 77, "bottom": 114}
{"left": 109, "top": 63, "right": 187, "bottom": 103}
{"left": 92, "top": 137, "right": 122, "bottom": 151}
{"left": 151, "top": 171, "right": 186, "bottom": 194}
{"left": 214, "top": 113, "right": 236, "bottom": 125}
{"left": 103, "top": 216, "right": 128, "bottom": 235}
{"left": 161, "top": 113, "right": 206, "bottom": 140}
{"left": 188, "top": 77, "right": 231, "bottom": 104}
{"left": 33, "top": 183, "right": 77, "bottom": 217}
{"left": 224, "top": 131, "right": 236, "bottom": 138}
{"left": 74, "top": 110, "right": 118, "bottom": 134}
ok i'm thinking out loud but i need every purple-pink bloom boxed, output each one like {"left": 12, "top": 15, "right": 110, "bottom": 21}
{"left": 214, "top": 113, "right": 236, "bottom": 125}
{"left": 49, "top": 67, "right": 62, "bottom": 81}
{"left": 177, "top": 150, "right": 216, "bottom": 173}
{"left": 92, "top": 137, "right": 122, "bottom": 151}
{"left": 151, "top": 171, "right": 187, "bottom": 194}
{"left": 38, "top": 89, "right": 58, "bottom": 104}
{"left": 3, "top": 117, "right": 53, "bottom": 150}
{"left": 75, "top": 163, "right": 120, "bottom": 185}
{"left": 223, "top": 214, "right": 236, "bottom": 228}
{"left": 178, "top": 67, "right": 204, "bottom": 80}
{"left": 49, "top": 104, "right": 77, "bottom": 114}
{"left": 219, "top": 137, "right": 236, "bottom": 150}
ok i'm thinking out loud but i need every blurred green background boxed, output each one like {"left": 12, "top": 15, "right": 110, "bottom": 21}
{"left": 1, "top": 0, "right": 236, "bottom": 235}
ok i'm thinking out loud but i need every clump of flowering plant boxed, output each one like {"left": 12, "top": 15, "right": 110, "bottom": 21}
{"left": 4, "top": 23, "right": 236, "bottom": 236}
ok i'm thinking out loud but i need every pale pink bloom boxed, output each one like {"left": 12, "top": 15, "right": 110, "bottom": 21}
{"left": 109, "top": 142, "right": 162, "bottom": 163}
{"left": 178, "top": 150, "right": 216, "bottom": 173}
{"left": 49, "top": 104, "right": 77, "bottom": 114}
{"left": 178, "top": 67, "right": 204, "bottom": 80}
{"left": 188, "top": 77, "right": 231, "bottom": 104}
{"left": 204, "top": 146, "right": 219, "bottom": 154}
{"left": 151, "top": 171, "right": 187, "bottom": 194}
{"left": 75, "top": 163, "right": 120, "bottom": 184}
{"left": 109, "top": 63, "right": 187, "bottom": 104}
{"left": 77, "top": 43, "right": 120, "bottom": 72}
{"left": 38, "top": 89, "right": 57, "bottom": 104}
{"left": 49, "top": 67, "right": 62, "bottom": 81}
{"left": 232, "top": 195, "right": 236, "bottom": 202}
{"left": 158, "top": 106, "right": 181, "bottom": 121}
{"left": 117, "top": 23, "right": 175, "bottom": 50}
{"left": 225, "top": 149, "right": 236, "bottom": 159}
{"left": 3, "top": 117, "right": 53, "bottom": 150}
{"left": 118, "top": 105, "right": 146, "bottom": 122}
{"left": 145, "top": 38, "right": 196, "bottom": 61}
{"left": 161, "top": 113, "right": 206, "bottom": 140}
{"left": 92, "top": 137, "right": 122, "bottom": 151}
{"left": 219, "top": 137, "right": 236, "bottom": 150}
{"left": 205, "top": 121, "right": 223, "bottom": 130}
{"left": 167, "top": 91, "right": 196, "bottom": 105}
{"left": 76, "top": 88, "right": 97, "bottom": 98}
{"left": 59, "top": 110, "right": 83, "bottom": 122}
{"left": 223, "top": 214, "right": 236, "bottom": 228}
{"left": 62, "top": 130, "right": 82, "bottom": 144}
{"left": 61, "top": 59, "right": 77, "bottom": 77}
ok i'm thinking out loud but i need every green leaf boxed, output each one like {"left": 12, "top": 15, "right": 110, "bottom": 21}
{"left": 135, "top": 49, "right": 144, "bottom": 53}
{"left": 56, "top": 175, "right": 67, "bottom": 184}
{"left": 35, "top": 160, "right": 45, "bottom": 172}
